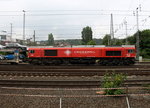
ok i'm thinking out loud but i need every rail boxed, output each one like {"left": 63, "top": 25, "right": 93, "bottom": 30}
{"left": 0, "top": 80, "right": 150, "bottom": 87}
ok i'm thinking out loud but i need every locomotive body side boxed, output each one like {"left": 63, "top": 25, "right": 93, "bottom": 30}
{"left": 27, "top": 46, "right": 136, "bottom": 65}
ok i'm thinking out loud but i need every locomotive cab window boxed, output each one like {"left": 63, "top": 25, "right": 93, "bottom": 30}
{"left": 29, "top": 50, "right": 35, "bottom": 53}
{"left": 44, "top": 50, "right": 57, "bottom": 56}
{"left": 106, "top": 51, "right": 121, "bottom": 56}
{"left": 128, "top": 49, "right": 134, "bottom": 53}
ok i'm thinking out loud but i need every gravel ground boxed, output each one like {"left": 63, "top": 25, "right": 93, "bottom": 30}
{"left": 0, "top": 94, "right": 149, "bottom": 108}
{"left": 0, "top": 87, "right": 150, "bottom": 108}
{"left": 0, "top": 96, "right": 59, "bottom": 108}
{"left": 0, "top": 95, "right": 128, "bottom": 108}
{"left": 129, "top": 96, "right": 150, "bottom": 108}
{"left": 0, "top": 76, "right": 150, "bottom": 108}
{"left": 62, "top": 97, "right": 127, "bottom": 108}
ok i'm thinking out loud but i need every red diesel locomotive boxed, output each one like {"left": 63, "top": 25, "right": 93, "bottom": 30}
{"left": 27, "top": 45, "right": 136, "bottom": 65}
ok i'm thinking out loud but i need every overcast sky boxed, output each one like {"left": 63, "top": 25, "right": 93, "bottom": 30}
{"left": 0, "top": 0, "right": 150, "bottom": 41}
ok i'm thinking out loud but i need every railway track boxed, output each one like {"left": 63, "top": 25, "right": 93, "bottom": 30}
{"left": 0, "top": 63, "right": 150, "bottom": 76}
{"left": 0, "top": 65, "right": 150, "bottom": 70}
{"left": 0, "top": 63, "right": 149, "bottom": 88}
{"left": 0, "top": 62, "right": 149, "bottom": 70}
{"left": 0, "top": 63, "right": 150, "bottom": 69}
{"left": 0, "top": 68, "right": 150, "bottom": 76}
{"left": 0, "top": 61, "right": 150, "bottom": 68}
{"left": 0, "top": 79, "right": 149, "bottom": 88}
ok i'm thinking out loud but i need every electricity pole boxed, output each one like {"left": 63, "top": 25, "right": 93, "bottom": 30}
{"left": 110, "top": 13, "right": 114, "bottom": 45}
{"left": 124, "top": 19, "right": 128, "bottom": 45}
{"left": 23, "top": 10, "right": 26, "bottom": 42}
{"left": 10, "top": 23, "right": 12, "bottom": 42}
{"left": 136, "top": 7, "right": 140, "bottom": 61}
{"left": 33, "top": 30, "right": 36, "bottom": 45}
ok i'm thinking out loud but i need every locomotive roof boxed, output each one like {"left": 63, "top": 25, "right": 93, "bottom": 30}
{"left": 28, "top": 45, "right": 135, "bottom": 48}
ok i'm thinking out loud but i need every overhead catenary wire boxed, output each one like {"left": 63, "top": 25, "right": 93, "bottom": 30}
{"left": 0, "top": 9, "right": 150, "bottom": 40}
{"left": 1, "top": 9, "right": 150, "bottom": 12}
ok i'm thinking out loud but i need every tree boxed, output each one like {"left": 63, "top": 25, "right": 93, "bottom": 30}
{"left": 87, "top": 40, "right": 96, "bottom": 45}
{"left": 47, "top": 33, "right": 54, "bottom": 46}
{"left": 124, "top": 29, "right": 150, "bottom": 58}
{"left": 127, "top": 35, "right": 136, "bottom": 45}
{"left": 102, "top": 34, "right": 111, "bottom": 45}
{"left": 139, "top": 30, "right": 150, "bottom": 58}
{"left": 140, "top": 30, "right": 150, "bottom": 48}
{"left": 115, "top": 39, "right": 122, "bottom": 45}
{"left": 81, "top": 26, "right": 93, "bottom": 45}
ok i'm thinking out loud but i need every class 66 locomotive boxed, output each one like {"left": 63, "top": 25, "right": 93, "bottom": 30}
{"left": 27, "top": 45, "right": 136, "bottom": 66}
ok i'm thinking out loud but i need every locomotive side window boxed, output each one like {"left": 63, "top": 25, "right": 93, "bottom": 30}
{"left": 29, "top": 50, "right": 35, "bottom": 53}
{"left": 106, "top": 51, "right": 121, "bottom": 56}
{"left": 44, "top": 50, "right": 57, "bottom": 56}
{"left": 128, "top": 49, "right": 134, "bottom": 53}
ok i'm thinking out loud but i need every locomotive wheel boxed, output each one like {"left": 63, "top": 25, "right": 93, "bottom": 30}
{"left": 53, "top": 60, "right": 62, "bottom": 65}
{"left": 123, "top": 59, "right": 130, "bottom": 65}
{"left": 101, "top": 59, "right": 109, "bottom": 66}
{"left": 10, "top": 62, "right": 18, "bottom": 65}
{"left": 63, "top": 59, "right": 71, "bottom": 65}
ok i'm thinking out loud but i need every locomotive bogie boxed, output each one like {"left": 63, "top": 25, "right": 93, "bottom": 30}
{"left": 96, "top": 58, "right": 135, "bottom": 66}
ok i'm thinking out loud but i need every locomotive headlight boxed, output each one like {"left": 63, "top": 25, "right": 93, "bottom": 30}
{"left": 126, "top": 54, "right": 131, "bottom": 57}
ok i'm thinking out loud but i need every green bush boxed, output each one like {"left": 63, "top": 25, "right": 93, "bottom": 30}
{"left": 102, "top": 73, "right": 127, "bottom": 95}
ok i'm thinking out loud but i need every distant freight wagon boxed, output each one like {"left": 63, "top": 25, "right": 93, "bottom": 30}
{"left": 27, "top": 45, "right": 136, "bottom": 65}
{"left": 0, "top": 49, "right": 20, "bottom": 64}
{"left": 0, "top": 43, "right": 27, "bottom": 64}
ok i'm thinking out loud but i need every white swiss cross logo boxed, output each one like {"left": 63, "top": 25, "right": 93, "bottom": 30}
{"left": 64, "top": 50, "right": 71, "bottom": 56}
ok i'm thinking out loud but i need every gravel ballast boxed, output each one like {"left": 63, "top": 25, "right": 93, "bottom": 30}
{"left": 0, "top": 87, "right": 150, "bottom": 108}
{"left": 0, "top": 75, "right": 150, "bottom": 108}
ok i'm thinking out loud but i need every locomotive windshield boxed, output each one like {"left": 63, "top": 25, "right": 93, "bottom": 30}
{"left": 128, "top": 49, "right": 134, "bottom": 53}
{"left": 29, "top": 50, "right": 35, "bottom": 53}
